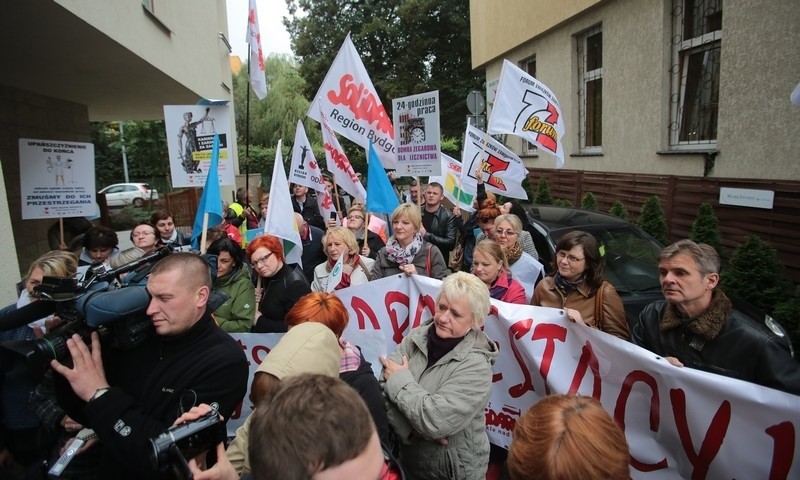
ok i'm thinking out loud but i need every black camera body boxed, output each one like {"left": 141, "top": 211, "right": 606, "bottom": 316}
{"left": 149, "top": 410, "right": 226, "bottom": 475}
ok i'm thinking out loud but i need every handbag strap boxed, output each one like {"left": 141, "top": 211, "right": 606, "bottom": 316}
{"left": 594, "top": 281, "right": 606, "bottom": 331}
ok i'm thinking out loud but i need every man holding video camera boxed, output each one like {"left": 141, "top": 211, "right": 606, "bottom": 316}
{"left": 51, "top": 252, "right": 248, "bottom": 479}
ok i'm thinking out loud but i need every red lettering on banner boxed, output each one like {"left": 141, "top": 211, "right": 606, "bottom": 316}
{"left": 323, "top": 143, "right": 360, "bottom": 183}
{"left": 532, "top": 323, "right": 567, "bottom": 395}
{"left": 566, "top": 341, "right": 601, "bottom": 399}
{"left": 412, "top": 294, "right": 435, "bottom": 331}
{"left": 671, "top": 388, "right": 731, "bottom": 479}
{"left": 615, "top": 370, "right": 667, "bottom": 472}
{"left": 252, "top": 345, "right": 270, "bottom": 365}
{"left": 765, "top": 422, "right": 795, "bottom": 480}
{"left": 485, "top": 404, "right": 521, "bottom": 433}
{"left": 327, "top": 74, "right": 394, "bottom": 138}
{"left": 506, "top": 319, "right": 534, "bottom": 397}
{"left": 351, "top": 295, "right": 380, "bottom": 330}
{"left": 385, "top": 291, "right": 411, "bottom": 344}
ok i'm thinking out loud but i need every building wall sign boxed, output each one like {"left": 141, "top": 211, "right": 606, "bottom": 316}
{"left": 719, "top": 187, "right": 774, "bottom": 209}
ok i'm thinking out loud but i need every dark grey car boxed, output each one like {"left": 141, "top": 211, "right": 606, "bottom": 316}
{"left": 526, "top": 205, "right": 666, "bottom": 331}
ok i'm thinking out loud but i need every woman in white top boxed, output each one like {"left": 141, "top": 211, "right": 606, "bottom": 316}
{"left": 491, "top": 214, "right": 544, "bottom": 302}
{"left": 311, "top": 227, "right": 375, "bottom": 292}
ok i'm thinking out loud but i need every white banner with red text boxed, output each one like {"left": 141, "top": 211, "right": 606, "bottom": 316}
{"left": 230, "top": 275, "right": 800, "bottom": 479}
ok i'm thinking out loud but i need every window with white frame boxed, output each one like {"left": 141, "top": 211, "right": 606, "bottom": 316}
{"left": 520, "top": 56, "right": 538, "bottom": 154}
{"left": 670, "top": 0, "right": 722, "bottom": 147}
{"left": 577, "top": 25, "right": 602, "bottom": 151}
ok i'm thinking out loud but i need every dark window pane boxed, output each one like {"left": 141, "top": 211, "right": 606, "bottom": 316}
{"left": 585, "top": 78, "right": 602, "bottom": 147}
{"left": 680, "top": 44, "right": 720, "bottom": 142}
{"left": 684, "top": 0, "right": 723, "bottom": 38}
{"left": 586, "top": 32, "right": 603, "bottom": 70}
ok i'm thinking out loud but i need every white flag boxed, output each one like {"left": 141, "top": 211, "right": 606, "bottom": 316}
{"left": 319, "top": 105, "right": 367, "bottom": 202}
{"left": 461, "top": 123, "right": 529, "bottom": 200}
{"left": 264, "top": 140, "right": 302, "bottom": 266}
{"left": 308, "top": 34, "right": 397, "bottom": 169}
{"left": 427, "top": 153, "right": 475, "bottom": 212}
{"left": 246, "top": 0, "right": 268, "bottom": 100}
{"left": 488, "top": 59, "right": 565, "bottom": 168}
{"left": 325, "top": 254, "right": 345, "bottom": 293}
{"left": 288, "top": 120, "right": 325, "bottom": 192}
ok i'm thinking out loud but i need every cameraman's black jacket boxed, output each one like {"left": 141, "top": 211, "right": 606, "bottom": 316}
{"left": 56, "top": 312, "right": 248, "bottom": 478}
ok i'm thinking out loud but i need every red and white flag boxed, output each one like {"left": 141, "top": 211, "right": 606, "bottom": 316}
{"left": 319, "top": 104, "right": 367, "bottom": 202}
{"left": 246, "top": 0, "right": 267, "bottom": 100}
{"left": 461, "top": 123, "right": 529, "bottom": 200}
{"left": 308, "top": 34, "right": 397, "bottom": 169}
{"left": 488, "top": 59, "right": 565, "bottom": 168}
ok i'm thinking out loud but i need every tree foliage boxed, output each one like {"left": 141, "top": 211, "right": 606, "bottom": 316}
{"left": 690, "top": 203, "right": 723, "bottom": 255}
{"left": 609, "top": 201, "right": 629, "bottom": 220}
{"left": 533, "top": 177, "right": 553, "bottom": 205}
{"left": 721, "top": 235, "right": 789, "bottom": 316}
{"left": 283, "top": 0, "right": 483, "bottom": 139}
{"left": 91, "top": 120, "right": 171, "bottom": 193}
{"left": 637, "top": 195, "right": 668, "bottom": 243}
{"left": 581, "top": 192, "right": 597, "bottom": 210}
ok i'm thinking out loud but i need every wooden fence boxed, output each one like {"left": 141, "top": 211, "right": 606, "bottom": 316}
{"left": 529, "top": 169, "right": 800, "bottom": 283}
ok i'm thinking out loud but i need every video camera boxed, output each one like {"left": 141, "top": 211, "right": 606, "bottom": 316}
{"left": 149, "top": 409, "right": 226, "bottom": 479}
{"left": 0, "top": 246, "right": 174, "bottom": 370}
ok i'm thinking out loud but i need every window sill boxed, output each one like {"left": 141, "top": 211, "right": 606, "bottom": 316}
{"left": 657, "top": 149, "right": 719, "bottom": 156}
{"left": 570, "top": 152, "right": 604, "bottom": 157}
{"left": 142, "top": 5, "right": 172, "bottom": 36}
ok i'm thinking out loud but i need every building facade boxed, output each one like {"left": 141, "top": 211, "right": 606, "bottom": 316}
{"left": 0, "top": 0, "right": 235, "bottom": 303}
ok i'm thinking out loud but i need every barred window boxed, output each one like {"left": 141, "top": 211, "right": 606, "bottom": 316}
{"left": 577, "top": 25, "right": 603, "bottom": 151}
{"left": 670, "top": 0, "right": 722, "bottom": 146}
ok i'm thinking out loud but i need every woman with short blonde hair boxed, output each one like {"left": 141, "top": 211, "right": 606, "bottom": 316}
{"left": 311, "top": 227, "right": 374, "bottom": 292}
{"left": 371, "top": 203, "right": 447, "bottom": 280}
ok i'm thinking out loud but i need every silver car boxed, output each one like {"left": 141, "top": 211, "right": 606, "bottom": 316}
{"left": 98, "top": 183, "right": 158, "bottom": 207}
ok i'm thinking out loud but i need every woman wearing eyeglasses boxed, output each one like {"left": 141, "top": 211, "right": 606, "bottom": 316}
{"left": 246, "top": 234, "right": 310, "bottom": 333}
{"left": 345, "top": 204, "right": 385, "bottom": 260}
{"left": 490, "top": 214, "right": 544, "bottom": 303}
{"left": 472, "top": 239, "right": 527, "bottom": 304}
{"left": 372, "top": 203, "right": 447, "bottom": 280}
{"left": 532, "top": 230, "right": 629, "bottom": 340}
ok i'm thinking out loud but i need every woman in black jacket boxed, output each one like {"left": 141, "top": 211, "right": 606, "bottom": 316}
{"left": 246, "top": 234, "right": 310, "bottom": 333}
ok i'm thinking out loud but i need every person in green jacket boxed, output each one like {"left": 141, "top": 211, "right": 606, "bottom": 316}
{"left": 207, "top": 237, "right": 256, "bottom": 333}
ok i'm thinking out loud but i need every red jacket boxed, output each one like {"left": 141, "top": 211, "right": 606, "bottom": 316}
{"left": 492, "top": 271, "right": 527, "bottom": 304}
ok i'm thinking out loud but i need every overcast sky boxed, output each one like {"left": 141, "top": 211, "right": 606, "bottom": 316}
{"left": 226, "top": 0, "right": 293, "bottom": 60}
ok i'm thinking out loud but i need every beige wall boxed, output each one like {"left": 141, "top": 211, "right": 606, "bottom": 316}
{"left": 475, "top": 0, "right": 800, "bottom": 180}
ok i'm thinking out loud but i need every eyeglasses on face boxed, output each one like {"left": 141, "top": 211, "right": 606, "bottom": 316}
{"left": 347, "top": 215, "right": 364, "bottom": 221}
{"left": 494, "top": 228, "right": 517, "bottom": 237}
{"left": 252, "top": 251, "right": 274, "bottom": 266}
{"left": 556, "top": 251, "right": 585, "bottom": 263}
{"left": 132, "top": 231, "right": 155, "bottom": 238}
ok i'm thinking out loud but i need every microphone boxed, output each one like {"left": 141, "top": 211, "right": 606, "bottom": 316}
{"left": 0, "top": 301, "right": 57, "bottom": 332}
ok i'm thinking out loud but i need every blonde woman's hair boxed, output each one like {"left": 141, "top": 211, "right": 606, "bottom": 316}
{"left": 322, "top": 227, "right": 359, "bottom": 257}
{"left": 494, "top": 213, "right": 523, "bottom": 235}
{"left": 438, "top": 271, "right": 491, "bottom": 329}
{"left": 391, "top": 203, "right": 422, "bottom": 231}
{"left": 473, "top": 239, "right": 509, "bottom": 271}
{"left": 27, "top": 250, "right": 78, "bottom": 280}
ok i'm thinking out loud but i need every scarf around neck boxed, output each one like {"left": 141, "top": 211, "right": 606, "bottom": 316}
{"left": 554, "top": 271, "right": 584, "bottom": 294}
{"left": 326, "top": 254, "right": 361, "bottom": 290}
{"left": 489, "top": 270, "right": 514, "bottom": 300}
{"left": 502, "top": 241, "right": 523, "bottom": 265}
{"left": 384, "top": 232, "right": 423, "bottom": 266}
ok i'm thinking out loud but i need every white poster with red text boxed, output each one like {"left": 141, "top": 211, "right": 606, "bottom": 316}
{"left": 308, "top": 34, "right": 397, "bottom": 170}
{"left": 232, "top": 275, "right": 800, "bottom": 479}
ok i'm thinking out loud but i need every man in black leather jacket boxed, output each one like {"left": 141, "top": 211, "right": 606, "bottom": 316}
{"left": 420, "top": 182, "right": 459, "bottom": 267}
{"left": 632, "top": 240, "right": 800, "bottom": 395}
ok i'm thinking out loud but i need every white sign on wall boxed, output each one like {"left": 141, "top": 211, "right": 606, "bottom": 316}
{"left": 719, "top": 187, "right": 774, "bottom": 209}
{"left": 19, "top": 138, "right": 96, "bottom": 219}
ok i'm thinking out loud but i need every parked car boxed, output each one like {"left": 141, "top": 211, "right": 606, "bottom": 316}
{"left": 526, "top": 205, "right": 665, "bottom": 330}
{"left": 99, "top": 183, "right": 158, "bottom": 207}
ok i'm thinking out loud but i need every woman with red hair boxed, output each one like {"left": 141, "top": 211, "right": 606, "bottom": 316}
{"left": 246, "top": 234, "right": 310, "bottom": 333}
{"left": 285, "top": 292, "right": 390, "bottom": 448}
{"left": 507, "top": 395, "right": 630, "bottom": 480}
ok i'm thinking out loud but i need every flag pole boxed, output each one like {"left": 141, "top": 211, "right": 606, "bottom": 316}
{"left": 331, "top": 173, "right": 343, "bottom": 220}
{"left": 363, "top": 213, "right": 369, "bottom": 250}
{"left": 200, "top": 213, "right": 209, "bottom": 254}
{"left": 415, "top": 176, "right": 421, "bottom": 209}
{"left": 59, "top": 217, "right": 65, "bottom": 249}
{"left": 245, "top": 60, "right": 252, "bottom": 216}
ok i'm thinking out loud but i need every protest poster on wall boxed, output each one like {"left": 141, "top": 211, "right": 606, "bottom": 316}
{"left": 392, "top": 91, "right": 441, "bottom": 177}
{"left": 19, "top": 138, "right": 95, "bottom": 219}
{"left": 164, "top": 105, "right": 235, "bottom": 188}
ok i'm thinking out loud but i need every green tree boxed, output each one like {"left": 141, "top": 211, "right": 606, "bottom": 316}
{"left": 609, "top": 201, "right": 629, "bottom": 220}
{"left": 721, "top": 235, "right": 789, "bottom": 316}
{"left": 553, "top": 199, "right": 573, "bottom": 207}
{"left": 533, "top": 177, "right": 553, "bottom": 205}
{"left": 284, "top": 0, "right": 483, "bottom": 139}
{"left": 773, "top": 285, "right": 800, "bottom": 352}
{"left": 690, "top": 203, "right": 723, "bottom": 255}
{"left": 581, "top": 192, "right": 597, "bottom": 210}
{"left": 92, "top": 120, "right": 171, "bottom": 193}
{"left": 637, "top": 195, "right": 668, "bottom": 243}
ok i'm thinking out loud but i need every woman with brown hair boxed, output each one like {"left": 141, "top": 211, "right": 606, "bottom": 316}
{"left": 507, "top": 395, "right": 630, "bottom": 480}
{"left": 471, "top": 239, "right": 527, "bottom": 304}
{"left": 532, "top": 230, "right": 630, "bottom": 340}
{"left": 345, "top": 204, "right": 385, "bottom": 260}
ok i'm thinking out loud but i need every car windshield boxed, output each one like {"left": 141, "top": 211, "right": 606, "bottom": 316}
{"left": 549, "top": 225, "right": 662, "bottom": 294}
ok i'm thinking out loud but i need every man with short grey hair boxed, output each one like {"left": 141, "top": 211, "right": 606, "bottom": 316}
{"left": 632, "top": 239, "right": 800, "bottom": 395}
